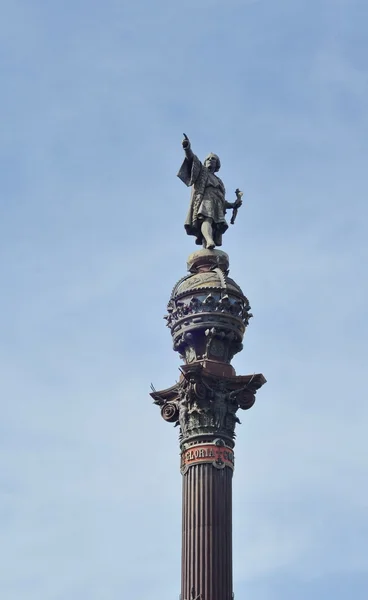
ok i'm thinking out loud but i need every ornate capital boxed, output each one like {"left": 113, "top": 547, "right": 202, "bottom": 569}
{"left": 150, "top": 365, "right": 265, "bottom": 450}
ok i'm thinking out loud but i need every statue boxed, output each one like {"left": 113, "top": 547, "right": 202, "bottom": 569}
{"left": 202, "top": 379, "right": 251, "bottom": 430}
{"left": 177, "top": 134, "right": 243, "bottom": 249}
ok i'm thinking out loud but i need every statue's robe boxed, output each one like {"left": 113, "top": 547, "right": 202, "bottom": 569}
{"left": 177, "top": 153, "right": 228, "bottom": 246}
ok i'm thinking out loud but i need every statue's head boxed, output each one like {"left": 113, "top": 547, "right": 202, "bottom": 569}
{"left": 204, "top": 153, "right": 221, "bottom": 173}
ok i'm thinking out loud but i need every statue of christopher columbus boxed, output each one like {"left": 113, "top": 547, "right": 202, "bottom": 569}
{"left": 177, "top": 134, "right": 243, "bottom": 249}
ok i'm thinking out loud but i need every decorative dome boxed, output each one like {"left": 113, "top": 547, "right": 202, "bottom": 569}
{"left": 165, "top": 250, "right": 252, "bottom": 374}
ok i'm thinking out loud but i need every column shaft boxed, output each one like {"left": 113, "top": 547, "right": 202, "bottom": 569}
{"left": 181, "top": 464, "right": 233, "bottom": 600}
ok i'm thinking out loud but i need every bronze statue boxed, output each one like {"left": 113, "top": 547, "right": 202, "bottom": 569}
{"left": 178, "top": 134, "right": 243, "bottom": 249}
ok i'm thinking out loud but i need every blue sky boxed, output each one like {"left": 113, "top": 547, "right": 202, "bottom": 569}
{"left": 1, "top": 0, "right": 367, "bottom": 598}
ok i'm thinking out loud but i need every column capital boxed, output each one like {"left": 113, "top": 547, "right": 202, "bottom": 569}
{"left": 151, "top": 365, "right": 266, "bottom": 450}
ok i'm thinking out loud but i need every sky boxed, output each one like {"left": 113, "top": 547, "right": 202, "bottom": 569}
{"left": 0, "top": 0, "right": 367, "bottom": 598}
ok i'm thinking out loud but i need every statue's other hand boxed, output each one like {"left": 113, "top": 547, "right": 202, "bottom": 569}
{"left": 182, "top": 133, "right": 191, "bottom": 149}
{"left": 234, "top": 189, "right": 243, "bottom": 208}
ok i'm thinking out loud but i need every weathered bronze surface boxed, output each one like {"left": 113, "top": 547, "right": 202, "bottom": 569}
{"left": 178, "top": 134, "right": 243, "bottom": 249}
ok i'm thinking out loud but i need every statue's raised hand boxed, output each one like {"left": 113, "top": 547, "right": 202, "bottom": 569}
{"left": 234, "top": 189, "right": 243, "bottom": 208}
{"left": 182, "top": 133, "right": 191, "bottom": 150}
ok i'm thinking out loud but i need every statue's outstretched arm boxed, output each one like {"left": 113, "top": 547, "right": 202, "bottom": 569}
{"left": 182, "top": 133, "right": 194, "bottom": 160}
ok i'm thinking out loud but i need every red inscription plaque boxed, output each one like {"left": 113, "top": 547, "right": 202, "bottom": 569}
{"left": 181, "top": 442, "right": 234, "bottom": 474}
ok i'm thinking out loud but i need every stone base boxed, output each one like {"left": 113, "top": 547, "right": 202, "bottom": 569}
{"left": 187, "top": 248, "right": 229, "bottom": 274}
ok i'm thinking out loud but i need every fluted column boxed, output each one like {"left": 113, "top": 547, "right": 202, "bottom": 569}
{"left": 181, "top": 462, "right": 233, "bottom": 600}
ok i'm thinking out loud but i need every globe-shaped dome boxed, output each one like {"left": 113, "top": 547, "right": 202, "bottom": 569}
{"left": 165, "top": 250, "right": 252, "bottom": 369}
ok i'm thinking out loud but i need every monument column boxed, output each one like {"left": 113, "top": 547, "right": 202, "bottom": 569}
{"left": 151, "top": 249, "right": 265, "bottom": 600}
{"left": 181, "top": 462, "right": 233, "bottom": 600}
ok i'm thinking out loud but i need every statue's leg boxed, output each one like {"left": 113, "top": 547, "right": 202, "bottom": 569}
{"left": 213, "top": 228, "right": 222, "bottom": 247}
{"left": 201, "top": 218, "right": 215, "bottom": 249}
